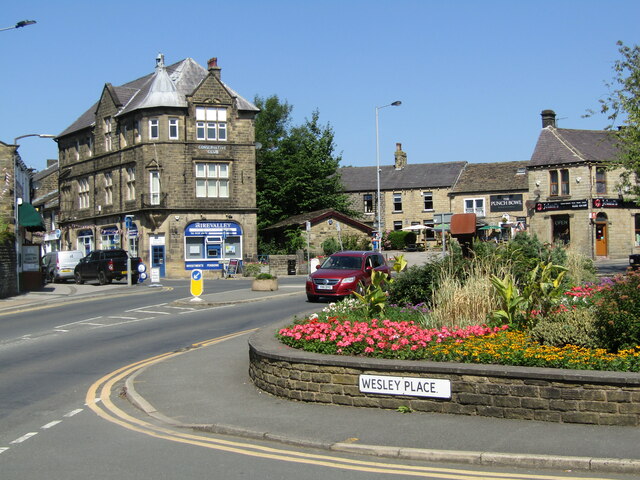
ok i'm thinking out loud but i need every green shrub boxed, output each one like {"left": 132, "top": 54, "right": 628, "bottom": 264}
{"left": 529, "top": 307, "right": 599, "bottom": 348}
{"left": 321, "top": 237, "right": 341, "bottom": 255}
{"left": 255, "top": 272, "right": 276, "bottom": 280}
{"left": 387, "top": 260, "right": 443, "bottom": 307}
{"left": 242, "top": 262, "right": 262, "bottom": 277}
{"left": 499, "top": 233, "right": 566, "bottom": 287}
{"left": 594, "top": 271, "right": 640, "bottom": 352}
{"left": 387, "top": 230, "right": 408, "bottom": 250}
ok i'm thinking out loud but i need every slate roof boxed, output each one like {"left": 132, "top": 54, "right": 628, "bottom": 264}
{"left": 449, "top": 161, "right": 529, "bottom": 194}
{"left": 340, "top": 162, "right": 467, "bottom": 192}
{"left": 58, "top": 57, "right": 258, "bottom": 138}
{"left": 529, "top": 126, "right": 619, "bottom": 167}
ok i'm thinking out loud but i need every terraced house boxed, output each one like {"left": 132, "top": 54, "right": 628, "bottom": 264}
{"left": 56, "top": 54, "right": 259, "bottom": 277}
{"left": 527, "top": 110, "right": 640, "bottom": 259}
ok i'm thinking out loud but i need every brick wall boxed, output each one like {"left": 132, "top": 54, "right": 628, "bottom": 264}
{"left": 249, "top": 325, "right": 640, "bottom": 426}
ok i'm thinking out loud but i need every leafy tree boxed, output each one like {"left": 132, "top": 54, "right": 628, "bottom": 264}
{"left": 589, "top": 42, "right": 640, "bottom": 196}
{"left": 254, "top": 95, "right": 356, "bottom": 236}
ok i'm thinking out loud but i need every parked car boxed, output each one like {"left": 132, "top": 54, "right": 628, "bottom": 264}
{"left": 630, "top": 254, "right": 640, "bottom": 270}
{"left": 305, "top": 250, "right": 390, "bottom": 302}
{"left": 42, "top": 250, "right": 85, "bottom": 283}
{"left": 74, "top": 249, "right": 141, "bottom": 285}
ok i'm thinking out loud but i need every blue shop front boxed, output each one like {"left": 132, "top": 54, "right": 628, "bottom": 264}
{"left": 184, "top": 221, "right": 243, "bottom": 271}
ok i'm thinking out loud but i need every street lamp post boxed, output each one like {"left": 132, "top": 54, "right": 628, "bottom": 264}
{"left": 0, "top": 20, "right": 37, "bottom": 33}
{"left": 375, "top": 101, "right": 401, "bottom": 250}
{"left": 12, "top": 134, "right": 55, "bottom": 294}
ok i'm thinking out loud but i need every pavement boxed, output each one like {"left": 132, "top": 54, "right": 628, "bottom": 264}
{"left": 2, "top": 254, "right": 639, "bottom": 474}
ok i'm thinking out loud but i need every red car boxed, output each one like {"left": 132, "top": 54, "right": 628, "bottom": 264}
{"left": 306, "top": 251, "right": 390, "bottom": 302}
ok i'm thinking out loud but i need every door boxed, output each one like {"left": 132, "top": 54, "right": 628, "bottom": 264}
{"left": 595, "top": 222, "right": 608, "bottom": 256}
{"left": 151, "top": 245, "right": 166, "bottom": 277}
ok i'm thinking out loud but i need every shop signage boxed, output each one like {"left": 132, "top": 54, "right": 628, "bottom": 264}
{"left": 535, "top": 200, "right": 588, "bottom": 212}
{"left": 44, "top": 229, "right": 61, "bottom": 241}
{"left": 490, "top": 194, "right": 523, "bottom": 212}
{"left": 196, "top": 145, "right": 227, "bottom": 154}
{"left": 185, "top": 221, "right": 242, "bottom": 236}
{"left": 359, "top": 374, "right": 451, "bottom": 399}
{"left": 593, "top": 198, "right": 639, "bottom": 209}
{"left": 185, "top": 261, "right": 222, "bottom": 270}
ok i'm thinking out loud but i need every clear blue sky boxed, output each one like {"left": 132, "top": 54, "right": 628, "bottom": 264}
{"left": 2, "top": 0, "right": 639, "bottom": 172}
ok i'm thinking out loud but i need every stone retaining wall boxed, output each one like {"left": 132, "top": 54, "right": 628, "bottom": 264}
{"left": 249, "top": 324, "right": 640, "bottom": 426}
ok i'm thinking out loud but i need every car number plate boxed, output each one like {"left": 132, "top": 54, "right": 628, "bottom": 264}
{"left": 121, "top": 271, "right": 128, "bottom": 275}
{"left": 317, "top": 284, "right": 333, "bottom": 290}
{"left": 61, "top": 269, "right": 71, "bottom": 273}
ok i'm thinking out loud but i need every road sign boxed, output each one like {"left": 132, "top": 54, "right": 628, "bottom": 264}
{"left": 190, "top": 269, "right": 203, "bottom": 297}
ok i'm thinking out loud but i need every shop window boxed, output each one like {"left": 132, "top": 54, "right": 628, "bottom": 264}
{"left": 552, "top": 214, "right": 570, "bottom": 245}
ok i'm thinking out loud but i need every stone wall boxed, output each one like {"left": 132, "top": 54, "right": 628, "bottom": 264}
{"left": 0, "top": 238, "right": 17, "bottom": 298}
{"left": 249, "top": 325, "right": 640, "bottom": 426}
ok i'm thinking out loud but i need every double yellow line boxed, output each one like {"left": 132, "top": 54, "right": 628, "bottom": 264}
{"left": 85, "top": 330, "right": 614, "bottom": 480}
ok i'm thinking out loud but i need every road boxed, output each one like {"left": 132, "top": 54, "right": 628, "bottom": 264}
{"left": 0, "top": 277, "right": 636, "bottom": 479}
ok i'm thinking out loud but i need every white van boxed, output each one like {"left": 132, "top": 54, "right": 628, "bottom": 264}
{"left": 42, "top": 250, "right": 85, "bottom": 283}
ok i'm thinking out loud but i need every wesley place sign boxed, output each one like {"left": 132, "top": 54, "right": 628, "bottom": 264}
{"left": 359, "top": 374, "right": 451, "bottom": 399}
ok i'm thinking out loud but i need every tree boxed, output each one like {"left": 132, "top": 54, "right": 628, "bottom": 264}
{"left": 254, "top": 95, "right": 356, "bottom": 234}
{"left": 591, "top": 42, "right": 640, "bottom": 197}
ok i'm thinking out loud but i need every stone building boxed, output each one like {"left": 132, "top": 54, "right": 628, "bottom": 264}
{"left": 448, "top": 160, "right": 529, "bottom": 240}
{"left": 56, "top": 54, "right": 259, "bottom": 278}
{"left": 340, "top": 143, "right": 466, "bottom": 245}
{"left": 262, "top": 208, "right": 374, "bottom": 256}
{"left": 32, "top": 159, "right": 60, "bottom": 253}
{"left": 527, "top": 110, "right": 639, "bottom": 259}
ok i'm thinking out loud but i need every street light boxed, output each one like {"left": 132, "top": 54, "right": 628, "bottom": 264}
{"left": 375, "top": 100, "right": 401, "bottom": 250}
{"left": 13, "top": 133, "right": 55, "bottom": 294}
{"left": 0, "top": 20, "right": 37, "bottom": 33}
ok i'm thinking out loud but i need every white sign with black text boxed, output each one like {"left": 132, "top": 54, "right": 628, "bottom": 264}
{"left": 359, "top": 374, "right": 451, "bottom": 399}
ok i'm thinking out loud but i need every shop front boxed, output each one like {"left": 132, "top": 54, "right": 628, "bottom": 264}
{"left": 184, "top": 221, "right": 243, "bottom": 271}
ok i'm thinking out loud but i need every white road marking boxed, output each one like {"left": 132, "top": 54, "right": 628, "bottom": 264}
{"left": 128, "top": 309, "right": 170, "bottom": 315}
{"left": 0, "top": 447, "right": 9, "bottom": 454}
{"left": 41, "top": 421, "right": 61, "bottom": 429}
{"left": 56, "top": 317, "right": 104, "bottom": 328}
{"left": 64, "top": 409, "right": 83, "bottom": 418}
{"left": 107, "top": 316, "right": 138, "bottom": 320}
{"left": 11, "top": 432, "right": 38, "bottom": 444}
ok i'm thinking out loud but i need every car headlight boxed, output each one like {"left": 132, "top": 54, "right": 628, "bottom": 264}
{"left": 341, "top": 276, "right": 357, "bottom": 284}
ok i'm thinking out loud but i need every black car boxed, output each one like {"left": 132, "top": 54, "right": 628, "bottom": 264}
{"left": 74, "top": 249, "right": 141, "bottom": 285}
{"left": 630, "top": 254, "right": 640, "bottom": 270}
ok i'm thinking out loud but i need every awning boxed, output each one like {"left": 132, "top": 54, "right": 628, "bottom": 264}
{"left": 18, "top": 203, "right": 45, "bottom": 232}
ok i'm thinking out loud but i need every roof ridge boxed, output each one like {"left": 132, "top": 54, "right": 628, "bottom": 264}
{"left": 548, "top": 127, "right": 586, "bottom": 162}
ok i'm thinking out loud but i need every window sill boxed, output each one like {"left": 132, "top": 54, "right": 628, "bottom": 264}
{"left": 392, "top": 210, "right": 403, "bottom": 214}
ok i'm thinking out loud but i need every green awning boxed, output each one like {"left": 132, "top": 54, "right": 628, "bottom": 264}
{"left": 18, "top": 203, "right": 45, "bottom": 232}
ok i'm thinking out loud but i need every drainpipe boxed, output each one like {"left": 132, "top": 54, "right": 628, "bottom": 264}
{"left": 588, "top": 165, "right": 594, "bottom": 260}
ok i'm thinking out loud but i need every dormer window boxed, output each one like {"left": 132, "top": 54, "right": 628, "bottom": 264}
{"left": 196, "top": 107, "right": 227, "bottom": 141}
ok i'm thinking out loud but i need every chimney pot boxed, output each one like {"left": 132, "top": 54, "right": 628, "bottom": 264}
{"left": 207, "top": 57, "right": 218, "bottom": 69}
{"left": 394, "top": 143, "right": 407, "bottom": 170}
{"left": 541, "top": 109, "right": 556, "bottom": 128}
{"left": 396, "top": 143, "right": 402, "bottom": 151}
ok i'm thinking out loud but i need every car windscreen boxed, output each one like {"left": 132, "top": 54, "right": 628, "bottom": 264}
{"left": 321, "top": 256, "right": 362, "bottom": 270}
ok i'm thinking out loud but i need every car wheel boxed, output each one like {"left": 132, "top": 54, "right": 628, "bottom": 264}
{"left": 98, "top": 271, "right": 108, "bottom": 285}
{"left": 74, "top": 272, "right": 84, "bottom": 285}
{"left": 307, "top": 294, "right": 319, "bottom": 303}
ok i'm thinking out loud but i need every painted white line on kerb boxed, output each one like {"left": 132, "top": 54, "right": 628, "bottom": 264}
{"left": 11, "top": 432, "right": 38, "bottom": 444}
{"left": 0, "top": 447, "right": 9, "bottom": 454}
{"left": 64, "top": 409, "right": 83, "bottom": 418}
{"left": 56, "top": 317, "right": 103, "bottom": 329}
{"left": 41, "top": 421, "right": 62, "bottom": 429}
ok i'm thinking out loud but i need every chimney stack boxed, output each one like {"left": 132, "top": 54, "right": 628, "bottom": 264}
{"left": 394, "top": 143, "right": 407, "bottom": 170}
{"left": 541, "top": 109, "right": 556, "bottom": 128}
{"left": 207, "top": 57, "right": 221, "bottom": 79}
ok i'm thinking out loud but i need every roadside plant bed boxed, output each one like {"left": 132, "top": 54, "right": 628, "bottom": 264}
{"left": 278, "top": 319, "right": 640, "bottom": 372}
